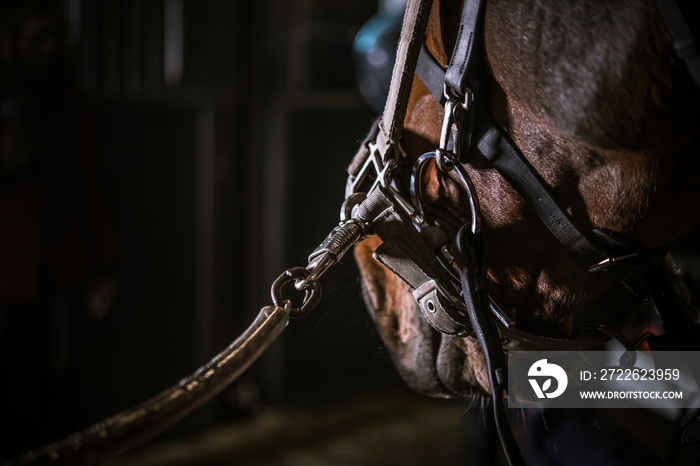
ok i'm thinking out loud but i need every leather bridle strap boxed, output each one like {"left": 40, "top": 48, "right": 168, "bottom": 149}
{"left": 346, "top": 0, "right": 433, "bottom": 197}
{"left": 476, "top": 123, "right": 646, "bottom": 269}
{"left": 444, "top": 0, "right": 485, "bottom": 100}
{"left": 416, "top": 42, "right": 651, "bottom": 274}
{"left": 453, "top": 224, "right": 526, "bottom": 466}
{"left": 434, "top": 2, "right": 526, "bottom": 465}
{"left": 417, "top": 45, "right": 447, "bottom": 105}
{"left": 375, "top": 0, "right": 434, "bottom": 161}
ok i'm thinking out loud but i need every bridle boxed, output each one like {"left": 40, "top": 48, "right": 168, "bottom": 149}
{"left": 340, "top": 0, "right": 700, "bottom": 464}
{"left": 5, "top": 1, "right": 700, "bottom": 465}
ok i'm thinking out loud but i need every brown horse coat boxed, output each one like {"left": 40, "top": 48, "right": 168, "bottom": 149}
{"left": 355, "top": 0, "right": 700, "bottom": 397}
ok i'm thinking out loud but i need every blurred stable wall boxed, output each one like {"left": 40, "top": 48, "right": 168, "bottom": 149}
{"left": 1, "top": 0, "right": 406, "bottom": 454}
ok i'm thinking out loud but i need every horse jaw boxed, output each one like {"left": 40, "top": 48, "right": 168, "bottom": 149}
{"left": 355, "top": 236, "right": 489, "bottom": 397}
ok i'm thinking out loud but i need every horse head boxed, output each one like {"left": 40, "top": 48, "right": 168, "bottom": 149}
{"left": 354, "top": 0, "right": 700, "bottom": 398}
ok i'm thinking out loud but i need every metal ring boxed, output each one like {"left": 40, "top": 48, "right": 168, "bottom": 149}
{"left": 410, "top": 151, "right": 481, "bottom": 235}
{"left": 271, "top": 267, "right": 322, "bottom": 319}
{"left": 436, "top": 149, "right": 455, "bottom": 172}
{"left": 340, "top": 192, "right": 366, "bottom": 223}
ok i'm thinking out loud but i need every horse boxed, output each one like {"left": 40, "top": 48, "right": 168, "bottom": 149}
{"left": 349, "top": 0, "right": 700, "bottom": 463}
{"left": 354, "top": 0, "right": 700, "bottom": 400}
{"left": 3, "top": 0, "right": 699, "bottom": 464}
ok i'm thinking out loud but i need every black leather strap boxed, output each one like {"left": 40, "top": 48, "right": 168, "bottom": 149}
{"left": 444, "top": 0, "right": 486, "bottom": 100}
{"left": 417, "top": 43, "right": 651, "bottom": 271}
{"left": 417, "top": 44, "right": 447, "bottom": 105}
{"left": 453, "top": 225, "right": 526, "bottom": 466}
{"left": 476, "top": 124, "right": 629, "bottom": 265}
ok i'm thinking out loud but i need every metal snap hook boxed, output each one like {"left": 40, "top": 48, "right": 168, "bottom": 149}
{"left": 271, "top": 267, "right": 322, "bottom": 319}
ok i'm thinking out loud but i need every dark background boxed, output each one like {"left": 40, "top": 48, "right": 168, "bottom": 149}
{"left": 0, "top": 0, "right": 437, "bottom": 459}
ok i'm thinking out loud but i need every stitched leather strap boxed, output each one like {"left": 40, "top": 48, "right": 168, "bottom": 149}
{"left": 444, "top": 0, "right": 486, "bottom": 99}
{"left": 376, "top": 0, "right": 434, "bottom": 160}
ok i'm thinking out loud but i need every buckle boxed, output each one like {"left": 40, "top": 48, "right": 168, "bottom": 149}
{"left": 440, "top": 85, "right": 475, "bottom": 166}
{"left": 413, "top": 280, "right": 471, "bottom": 335}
